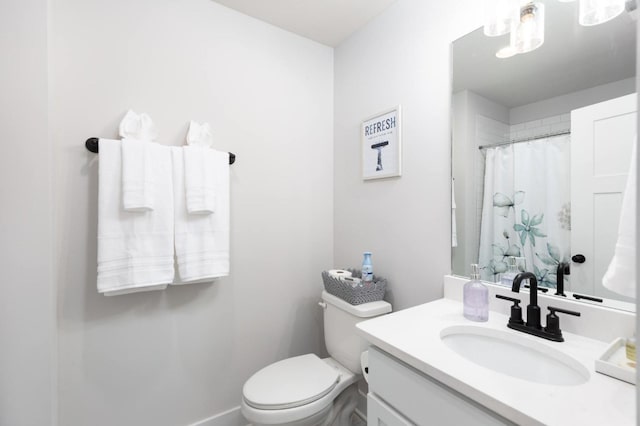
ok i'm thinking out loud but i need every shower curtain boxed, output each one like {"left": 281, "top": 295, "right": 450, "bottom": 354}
{"left": 478, "top": 135, "right": 571, "bottom": 287}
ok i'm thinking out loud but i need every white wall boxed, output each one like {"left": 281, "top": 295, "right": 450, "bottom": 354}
{"left": 334, "top": 0, "right": 483, "bottom": 309}
{"left": 0, "top": 0, "right": 56, "bottom": 425}
{"left": 510, "top": 77, "right": 635, "bottom": 124}
{"left": 51, "top": 1, "right": 333, "bottom": 425}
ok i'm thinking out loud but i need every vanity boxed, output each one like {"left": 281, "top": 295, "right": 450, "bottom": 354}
{"left": 358, "top": 3, "right": 638, "bottom": 424}
{"left": 357, "top": 276, "right": 636, "bottom": 426}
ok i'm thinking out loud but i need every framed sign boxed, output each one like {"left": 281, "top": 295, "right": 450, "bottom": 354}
{"left": 361, "top": 106, "right": 402, "bottom": 180}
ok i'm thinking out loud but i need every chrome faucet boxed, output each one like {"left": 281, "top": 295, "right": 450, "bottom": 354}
{"left": 496, "top": 272, "right": 581, "bottom": 342}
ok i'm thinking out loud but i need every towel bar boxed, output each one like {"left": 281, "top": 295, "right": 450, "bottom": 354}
{"left": 85, "top": 137, "right": 236, "bottom": 165}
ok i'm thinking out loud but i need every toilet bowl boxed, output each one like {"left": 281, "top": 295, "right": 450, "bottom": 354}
{"left": 241, "top": 291, "right": 392, "bottom": 426}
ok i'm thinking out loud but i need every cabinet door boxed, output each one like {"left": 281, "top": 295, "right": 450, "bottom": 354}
{"left": 368, "top": 347, "right": 514, "bottom": 425}
{"left": 367, "top": 393, "right": 413, "bottom": 426}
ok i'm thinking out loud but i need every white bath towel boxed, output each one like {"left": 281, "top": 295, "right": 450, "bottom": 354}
{"left": 97, "top": 139, "right": 175, "bottom": 296}
{"left": 184, "top": 121, "right": 216, "bottom": 214}
{"left": 602, "top": 141, "right": 637, "bottom": 298}
{"left": 119, "top": 110, "right": 158, "bottom": 212}
{"left": 172, "top": 146, "right": 230, "bottom": 283}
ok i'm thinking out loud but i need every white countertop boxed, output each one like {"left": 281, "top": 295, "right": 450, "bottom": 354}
{"left": 357, "top": 298, "right": 636, "bottom": 426}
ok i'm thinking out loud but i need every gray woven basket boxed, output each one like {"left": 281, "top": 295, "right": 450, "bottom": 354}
{"left": 321, "top": 269, "right": 386, "bottom": 305}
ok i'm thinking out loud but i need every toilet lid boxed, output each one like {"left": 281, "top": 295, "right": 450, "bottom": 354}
{"left": 243, "top": 354, "right": 340, "bottom": 410}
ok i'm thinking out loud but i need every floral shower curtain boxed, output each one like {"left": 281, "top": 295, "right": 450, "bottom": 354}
{"left": 478, "top": 135, "right": 571, "bottom": 287}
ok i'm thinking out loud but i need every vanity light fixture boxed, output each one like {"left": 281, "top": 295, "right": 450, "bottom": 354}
{"left": 496, "top": 11, "right": 521, "bottom": 59}
{"left": 513, "top": 2, "right": 545, "bottom": 53}
{"left": 495, "top": 45, "right": 518, "bottom": 58}
{"left": 579, "top": 0, "right": 626, "bottom": 25}
{"left": 486, "top": 0, "right": 631, "bottom": 58}
{"left": 493, "top": 1, "right": 545, "bottom": 58}
{"left": 483, "top": 0, "right": 520, "bottom": 36}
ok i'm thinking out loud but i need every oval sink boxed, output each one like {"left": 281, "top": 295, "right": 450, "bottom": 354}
{"left": 440, "top": 325, "right": 590, "bottom": 386}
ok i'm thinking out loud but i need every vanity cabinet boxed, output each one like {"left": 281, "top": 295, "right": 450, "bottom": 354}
{"left": 366, "top": 347, "right": 515, "bottom": 426}
{"left": 367, "top": 392, "right": 412, "bottom": 426}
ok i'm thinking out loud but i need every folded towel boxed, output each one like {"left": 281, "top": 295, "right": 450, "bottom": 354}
{"left": 119, "top": 110, "right": 158, "bottom": 141}
{"left": 172, "top": 146, "right": 230, "bottom": 283}
{"left": 184, "top": 121, "right": 216, "bottom": 214}
{"left": 97, "top": 139, "right": 175, "bottom": 295}
{"left": 121, "top": 139, "right": 156, "bottom": 211}
{"left": 602, "top": 141, "right": 637, "bottom": 298}
{"left": 119, "top": 110, "right": 158, "bottom": 212}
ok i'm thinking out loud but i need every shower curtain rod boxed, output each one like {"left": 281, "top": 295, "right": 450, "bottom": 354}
{"left": 84, "top": 137, "right": 237, "bottom": 165}
{"left": 478, "top": 130, "right": 571, "bottom": 150}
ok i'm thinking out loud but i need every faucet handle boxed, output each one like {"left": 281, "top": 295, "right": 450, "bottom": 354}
{"left": 495, "top": 295, "right": 524, "bottom": 325}
{"left": 544, "top": 306, "right": 581, "bottom": 340}
{"left": 548, "top": 306, "right": 581, "bottom": 317}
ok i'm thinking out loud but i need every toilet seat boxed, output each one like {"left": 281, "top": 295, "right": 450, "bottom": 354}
{"left": 243, "top": 354, "right": 340, "bottom": 410}
{"left": 241, "top": 357, "right": 358, "bottom": 425}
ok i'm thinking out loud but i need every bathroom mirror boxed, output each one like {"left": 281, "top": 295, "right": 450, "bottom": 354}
{"left": 451, "top": 1, "right": 636, "bottom": 309}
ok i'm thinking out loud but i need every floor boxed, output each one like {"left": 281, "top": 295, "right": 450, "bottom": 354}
{"left": 246, "top": 412, "right": 366, "bottom": 426}
{"left": 350, "top": 412, "right": 366, "bottom": 426}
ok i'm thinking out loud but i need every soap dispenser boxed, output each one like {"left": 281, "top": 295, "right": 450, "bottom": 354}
{"left": 500, "top": 256, "right": 518, "bottom": 287}
{"left": 463, "top": 264, "right": 488, "bottom": 322}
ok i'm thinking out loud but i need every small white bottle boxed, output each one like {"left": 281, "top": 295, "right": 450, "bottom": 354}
{"left": 463, "top": 264, "right": 489, "bottom": 322}
{"left": 500, "top": 256, "right": 518, "bottom": 287}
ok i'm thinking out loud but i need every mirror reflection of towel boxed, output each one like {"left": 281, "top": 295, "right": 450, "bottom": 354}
{"left": 602, "top": 141, "right": 637, "bottom": 298}
{"left": 452, "top": 178, "right": 458, "bottom": 248}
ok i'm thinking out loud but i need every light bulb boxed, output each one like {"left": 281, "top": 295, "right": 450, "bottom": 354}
{"left": 513, "top": 2, "right": 545, "bottom": 54}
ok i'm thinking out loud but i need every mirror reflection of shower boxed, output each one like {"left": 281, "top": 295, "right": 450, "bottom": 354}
{"left": 451, "top": 0, "right": 636, "bottom": 308}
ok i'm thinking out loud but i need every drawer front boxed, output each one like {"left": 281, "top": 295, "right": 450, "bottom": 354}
{"left": 367, "top": 393, "right": 414, "bottom": 426}
{"left": 368, "top": 347, "right": 513, "bottom": 426}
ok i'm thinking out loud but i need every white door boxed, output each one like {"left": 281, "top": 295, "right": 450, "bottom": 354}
{"left": 570, "top": 93, "right": 636, "bottom": 302}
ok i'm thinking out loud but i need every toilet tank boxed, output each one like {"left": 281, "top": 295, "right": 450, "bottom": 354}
{"left": 321, "top": 290, "right": 392, "bottom": 373}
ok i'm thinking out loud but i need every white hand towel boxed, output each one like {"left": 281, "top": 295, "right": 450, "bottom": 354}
{"left": 119, "top": 110, "right": 158, "bottom": 212}
{"left": 172, "top": 146, "right": 230, "bottom": 283}
{"left": 602, "top": 141, "right": 637, "bottom": 298}
{"left": 184, "top": 121, "right": 216, "bottom": 214}
{"left": 97, "top": 139, "right": 175, "bottom": 296}
{"left": 121, "top": 139, "right": 156, "bottom": 211}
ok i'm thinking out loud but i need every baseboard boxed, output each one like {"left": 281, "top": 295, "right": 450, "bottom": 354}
{"left": 188, "top": 390, "right": 367, "bottom": 426}
{"left": 189, "top": 406, "right": 247, "bottom": 426}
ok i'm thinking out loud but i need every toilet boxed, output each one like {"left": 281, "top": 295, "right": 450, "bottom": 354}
{"left": 241, "top": 290, "right": 392, "bottom": 426}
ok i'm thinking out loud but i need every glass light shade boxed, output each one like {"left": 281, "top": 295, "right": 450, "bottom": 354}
{"left": 579, "top": 0, "right": 625, "bottom": 25}
{"left": 496, "top": 23, "right": 521, "bottom": 58}
{"left": 484, "top": 0, "right": 519, "bottom": 36}
{"left": 513, "top": 2, "right": 545, "bottom": 54}
{"left": 496, "top": 45, "right": 518, "bottom": 58}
